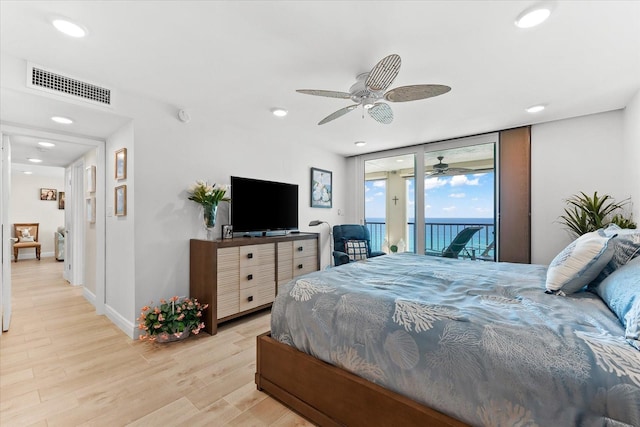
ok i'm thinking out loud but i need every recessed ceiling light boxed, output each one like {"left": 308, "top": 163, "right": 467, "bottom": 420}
{"left": 38, "top": 141, "right": 56, "bottom": 148}
{"left": 52, "top": 19, "right": 87, "bottom": 38}
{"left": 271, "top": 108, "right": 288, "bottom": 117}
{"left": 396, "top": 159, "right": 404, "bottom": 163}
{"left": 526, "top": 105, "right": 546, "bottom": 113}
{"left": 515, "top": 5, "right": 551, "bottom": 28}
{"left": 354, "top": 141, "right": 367, "bottom": 147}
{"left": 28, "top": 158, "right": 43, "bottom": 163}
{"left": 24, "top": 171, "right": 33, "bottom": 175}
{"left": 51, "top": 116, "right": 73, "bottom": 124}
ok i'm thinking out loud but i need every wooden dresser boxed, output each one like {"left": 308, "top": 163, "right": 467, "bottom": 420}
{"left": 190, "top": 233, "right": 319, "bottom": 335}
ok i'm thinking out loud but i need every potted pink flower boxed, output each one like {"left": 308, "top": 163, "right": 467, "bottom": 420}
{"left": 137, "top": 296, "right": 208, "bottom": 342}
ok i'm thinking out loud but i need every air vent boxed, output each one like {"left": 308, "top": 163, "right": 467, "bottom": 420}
{"left": 28, "top": 64, "right": 111, "bottom": 106}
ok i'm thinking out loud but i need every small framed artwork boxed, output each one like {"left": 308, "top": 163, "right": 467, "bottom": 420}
{"left": 310, "top": 167, "right": 332, "bottom": 208}
{"left": 86, "top": 197, "right": 96, "bottom": 223}
{"left": 223, "top": 225, "right": 233, "bottom": 240}
{"left": 58, "top": 192, "right": 65, "bottom": 209}
{"left": 115, "top": 148, "right": 127, "bottom": 180}
{"left": 115, "top": 185, "right": 127, "bottom": 216}
{"left": 86, "top": 165, "right": 96, "bottom": 193}
{"left": 40, "top": 188, "right": 57, "bottom": 201}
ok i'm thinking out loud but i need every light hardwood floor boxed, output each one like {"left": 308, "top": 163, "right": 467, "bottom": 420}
{"left": 0, "top": 258, "right": 314, "bottom": 426}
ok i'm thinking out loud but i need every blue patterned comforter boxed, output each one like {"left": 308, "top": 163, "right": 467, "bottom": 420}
{"left": 271, "top": 253, "right": 640, "bottom": 427}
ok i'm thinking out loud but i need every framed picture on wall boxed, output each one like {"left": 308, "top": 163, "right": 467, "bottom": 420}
{"left": 40, "top": 188, "right": 57, "bottom": 201}
{"left": 58, "top": 192, "right": 65, "bottom": 209}
{"left": 86, "top": 197, "right": 95, "bottom": 223}
{"left": 310, "top": 167, "right": 332, "bottom": 208}
{"left": 115, "top": 148, "right": 127, "bottom": 180}
{"left": 115, "top": 185, "right": 127, "bottom": 216}
{"left": 86, "top": 165, "right": 96, "bottom": 193}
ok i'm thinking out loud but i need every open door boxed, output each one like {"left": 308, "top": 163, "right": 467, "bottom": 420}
{"left": 1, "top": 133, "right": 12, "bottom": 331}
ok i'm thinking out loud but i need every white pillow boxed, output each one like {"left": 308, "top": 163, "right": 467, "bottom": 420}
{"left": 545, "top": 231, "right": 614, "bottom": 295}
{"left": 19, "top": 236, "right": 35, "bottom": 243}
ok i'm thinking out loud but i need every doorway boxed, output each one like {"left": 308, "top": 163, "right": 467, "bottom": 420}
{"left": 360, "top": 133, "right": 498, "bottom": 258}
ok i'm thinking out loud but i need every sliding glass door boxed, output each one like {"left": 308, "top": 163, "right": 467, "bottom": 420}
{"left": 364, "top": 153, "right": 415, "bottom": 253}
{"left": 360, "top": 133, "right": 498, "bottom": 258}
{"left": 423, "top": 143, "right": 495, "bottom": 260}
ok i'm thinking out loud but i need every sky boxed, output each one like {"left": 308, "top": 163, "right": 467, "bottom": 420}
{"left": 365, "top": 172, "right": 495, "bottom": 219}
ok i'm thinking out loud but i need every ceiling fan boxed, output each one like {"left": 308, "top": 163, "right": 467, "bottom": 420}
{"left": 296, "top": 54, "right": 451, "bottom": 125}
{"left": 426, "top": 156, "right": 474, "bottom": 176}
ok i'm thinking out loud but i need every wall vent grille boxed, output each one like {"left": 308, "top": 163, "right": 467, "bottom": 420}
{"left": 31, "top": 67, "right": 111, "bottom": 105}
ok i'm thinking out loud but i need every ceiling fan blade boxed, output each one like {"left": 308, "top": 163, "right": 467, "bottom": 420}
{"left": 296, "top": 89, "right": 351, "bottom": 99}
{"left": 368, "top": 102, "right": 393, "bottom": 124}
{"left": 318, "top": 104, "right": 359, "bottom": 125}
{"left": 384, "top": 84, "right": 451, "bottom": 102}
{"left": 365, "top": 54, "right": 401, "bottom": 92}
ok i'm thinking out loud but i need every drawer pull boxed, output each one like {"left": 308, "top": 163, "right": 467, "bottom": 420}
{"left": 247, "top": 274, "right": 253, "bottom": 280}
{"left": 297, "top": 246, "right": 304, "bottom": 252}
{"left": 248, "top": 296, "right": 254, "bottom": 302}
{"left": 298, "top": 264, "right": 303, "bottom": 269}
{"left": 247, "top": 253, "right": 253, "bottom": 259}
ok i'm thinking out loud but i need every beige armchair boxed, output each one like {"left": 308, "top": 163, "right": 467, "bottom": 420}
{"left": 13, "top": 223, "right": 41, "bottom": 262}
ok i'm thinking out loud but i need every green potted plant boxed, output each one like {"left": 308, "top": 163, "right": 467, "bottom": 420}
{"left": 558, "top": 191, "right": 636, "bottom": 238}
{"left": 137, "top": 296, "right": 208, "bottom": 342}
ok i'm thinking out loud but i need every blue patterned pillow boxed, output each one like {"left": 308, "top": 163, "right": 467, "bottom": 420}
{"left": 545, "top": 230, "right": 614, "bottom": 295}
{"left": 589, "top": 225, "right": 640, "bottom": 288}
{"left": 594, "top": 256, "right": 640, "bottom": 350}
{"left": 345, "top": 240, "right": 368, "bottom": 261}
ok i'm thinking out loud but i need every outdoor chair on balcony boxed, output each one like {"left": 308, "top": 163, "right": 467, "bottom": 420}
{"left": 425, "top": 226, "right": 482, "bottom": 260}
{"left": 333, "top": 224, "right": 386, "bottom": 266}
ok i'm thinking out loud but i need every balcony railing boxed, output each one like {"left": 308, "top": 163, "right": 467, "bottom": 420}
{"left": 365, "top": 220, "right": 495, "bottom": 260}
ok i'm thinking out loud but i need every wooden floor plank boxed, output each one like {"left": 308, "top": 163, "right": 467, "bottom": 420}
{"left": 0, "top": 258, "right": 312, "bottom": 426}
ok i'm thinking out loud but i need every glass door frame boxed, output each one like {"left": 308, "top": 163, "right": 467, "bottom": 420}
{"left": 356, "top": 132, "right": 499, "bottom": 257}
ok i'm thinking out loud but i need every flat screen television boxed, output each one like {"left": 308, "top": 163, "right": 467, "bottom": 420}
{"left": 230, "top": 176, "right": 299, "bottom": 234}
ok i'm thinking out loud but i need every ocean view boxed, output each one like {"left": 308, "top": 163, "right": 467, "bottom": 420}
{"left": 365, "top": 217, "right": 495, "bottom": 257}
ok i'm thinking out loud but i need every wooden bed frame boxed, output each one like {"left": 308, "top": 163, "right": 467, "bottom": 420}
{"left": 255, "top": 332, "right": 468, "bottom": 427}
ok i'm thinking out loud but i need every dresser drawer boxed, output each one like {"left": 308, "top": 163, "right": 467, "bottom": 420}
{"left": 292, "top": 239, "right": 317, "bottom": 261}
{"left": 239, "top": 283, "right": 275, "bottom": 312}
{"left": 240, "top": 244, "right": 275, "bottom": 268}
{"left": 293, "top": 255, "right": 319, "bottom": 278}
{"left": 239, "top": 264, "right": 275, "bottom": 290}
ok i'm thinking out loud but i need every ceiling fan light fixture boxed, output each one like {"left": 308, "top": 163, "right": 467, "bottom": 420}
{"left": 515, "top": 5, "right": 551, "bottom": 28}
{"left": 526, "top": 104, "right": 546, "bottom": 113}
{"left": 52, "top": 19, "right": 87, "bottom": 38}
{"left": 271, "top": 108, "right": 288, "bottom": 117}
{"left": 51, "top": 116, "right": 73, "bottom": 124}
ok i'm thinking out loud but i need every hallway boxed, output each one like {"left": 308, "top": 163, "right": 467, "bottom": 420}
{"left": 0, "top": 258, "right": 310, "bottom": 426}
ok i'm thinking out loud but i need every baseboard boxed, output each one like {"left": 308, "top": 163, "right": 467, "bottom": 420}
{"left": 105, "top": 304, "right": 136, "bottom": 339}
{"left": 83, "top": 287, "right": 96, "bottom": 305}
{"left": 14, "top": 251, "right": 55, "bottom": 261}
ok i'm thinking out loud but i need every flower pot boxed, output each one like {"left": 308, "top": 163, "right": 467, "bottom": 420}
{"left": 155, "top": 329, "right": 190, "bottom": 343}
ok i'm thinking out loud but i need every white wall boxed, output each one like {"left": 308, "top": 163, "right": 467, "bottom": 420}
{"left": 531, "top": 110, "right": 626, "bottom": 264}
{"left": 96, "top": 93, "right": 347, "bottom": 337}
{"left": 10, "top": 170, "right": 65, "bottom": 258}
{"left": 83, "top": 149, "right": 98, "bottom": 295}
{"left": 105, "top": 122, "right": 135, "bottom": 333}
{"left": 622, "top": 89, "right": 640, "bottom": 222}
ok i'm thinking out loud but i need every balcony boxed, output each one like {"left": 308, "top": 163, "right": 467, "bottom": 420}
{"left": 365, "top": 220, "right": 495, "bottom": 261}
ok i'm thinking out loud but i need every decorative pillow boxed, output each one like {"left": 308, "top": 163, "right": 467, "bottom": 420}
{"left": 593, "top": 256, "right": 640, "bottom": 350}
{"left": 545, "top": 230, "right": 614, "bottom": 295}
{"left": 345, "top": 240, "right": 369, "bottom": 261}
{"left": 589, "top": 225, "right": 640, "bottom": 288}
{"left": 19, "top": 236, "right": 35, "bottom": 242}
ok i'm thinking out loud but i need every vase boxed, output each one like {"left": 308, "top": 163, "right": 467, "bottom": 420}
{"left": 155, "top": 329, "right": 190, "bottom": 343}
{"left": 203, "top": 203, "right": 218, "bottom": 229}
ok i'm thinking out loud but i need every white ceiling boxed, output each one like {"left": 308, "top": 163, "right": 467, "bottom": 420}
{"left": 1, "top": 1, "right": 639, "bottom": 168}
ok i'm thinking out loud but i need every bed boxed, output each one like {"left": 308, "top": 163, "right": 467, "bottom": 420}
{"left": 256, "top": 246, "right": 640, "bottom": 426}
